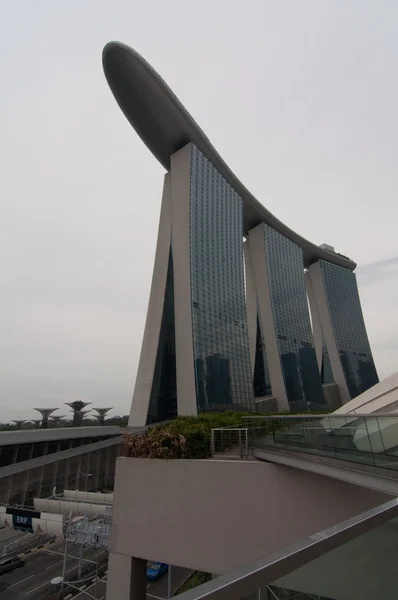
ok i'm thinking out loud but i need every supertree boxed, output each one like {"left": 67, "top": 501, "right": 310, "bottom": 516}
{"left": 50, "top": 415, "right": 66, "bottom": 428}
{"left": 65, "top": 401, "right": 92, "bottom": 427}
{"left": 91, "top": 407, "right": 113, "bottom": 426}
{"left": 33, "top": 408, "right": 58, "bottom": 429}
{"left": 12, "top": 420, "right": 26, "bottom": 429}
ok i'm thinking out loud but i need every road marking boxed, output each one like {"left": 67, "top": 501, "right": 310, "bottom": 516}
{"left": 8, "top": 574, "right": 34, "bottom": 588}
{"left": 43, "top": 548, "right": 100, "bottom": 564}
{"left": 25, "top": 562, "right": 82, "bottom": 595}
{"left": 45, "top": 558, "right": 62, "bottom": 570}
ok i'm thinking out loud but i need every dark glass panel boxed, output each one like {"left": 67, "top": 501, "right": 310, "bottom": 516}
{"left": 0, "top": 476, "right": 12, "bottom": 504}
{"left": 41, "top": 464, "right": 56, "bottom": 498}
{"left": 25, "top": 467, "right": 43, "bottom": 506}
{"left": 253, "top": 317, "right": 272, "bottom": 398}
{"left": 147, "top": 250, "right": 177, "bottom": 424}
{"left": 320, "top": 261, "right": 379, "bottom": 398}
{"left": 0, "top": 446, "right": 15, "bottom": 467}
{"left": 263, "top": 225, "right": 325, "bottom": 411}
{"left": 67, "top": 456, "right": 79, "bottom": 489}
{"left": 60, "top": 439, "right": 72, "bottom": 451}
{"left": 16, "top": 444, "right": 32, "bottom": 463}
{"left": 9, "top": 471, "right": 27, "bottom": 505}
{"left": 321, "top": 334, "right": 334, "bottom": 384}
{"left": 46, "top": 441, "right": 59, "bottom": 454}
{"left": 190, "top": 145, "right": 254, "bottom": 412}
{"left": 32, "top": 443, "right": 46, "bottom": 459}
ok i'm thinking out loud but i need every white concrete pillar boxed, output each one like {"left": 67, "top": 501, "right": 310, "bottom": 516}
{"left": 170, "top": 143, "right": 197, "bottom": 417}
{"left": 106, "top": 552, "right": 146, "bottom": 600}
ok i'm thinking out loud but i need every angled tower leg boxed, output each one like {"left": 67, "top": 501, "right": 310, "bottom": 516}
{"left": 129, "top": 174, "right": 173, "bottom": 426}
{"left": 247, "top": 229, "right": 289, "bottom": 411}
{"left": 248, "top": 223, "right": 325, "bottom": 412}
{"left": 130, "top": 143, "right": 255, "bottom": 423}
{"left": 170, "top": 145, "right": 197, "bottom": 416}
{"left": 307, "top": 261, "right": 378, "bottom": 403}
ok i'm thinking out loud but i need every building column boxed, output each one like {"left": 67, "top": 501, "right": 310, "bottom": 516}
{"left": 170, "top": 144, "right": 197, "bottom": 417}
{"left": 106, "top": 552, "right": 146, "bottom": 600}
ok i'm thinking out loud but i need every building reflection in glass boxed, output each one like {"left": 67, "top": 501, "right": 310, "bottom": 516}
{"left": 263, "top": 225, "right": 326, "bottom": 411}
{"left": 320, "top": 261, "right": 379, "bottom": 398}
{"left": 190, "top": 145, "right": 254, "bottom": 413}
{"left": 147, "top": 251, "right": 177, "bottom": 424}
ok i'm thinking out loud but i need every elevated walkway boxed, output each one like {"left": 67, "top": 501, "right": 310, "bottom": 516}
{"left": 242, "top": 414, "right": 398, "bottom": 495}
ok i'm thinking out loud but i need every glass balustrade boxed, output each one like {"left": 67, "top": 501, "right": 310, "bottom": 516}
{"left": 241, "top": 414, "right": 398, "bottom": 471}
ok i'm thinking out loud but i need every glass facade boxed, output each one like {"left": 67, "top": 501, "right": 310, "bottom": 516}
{"left": 147, "top": 250, "right": 177, "bottom": 424}
{"left": 0, "top": 443, "right": 119, "bottom": 506}
{"left": 263, "top": 225, "right": 326, "bottom": 411}
{"left": 190, "top": 145, "right": 254, "bottom": 412}
{"left": 0, "top": 435, "right": 114, "bottom": 469}
{"left": 320, "top": 260, "right": 379, "bottom": 398}
{"left": 321, "top": 333, "right": 334, "bottom": 384}
{"left": 253, "top": 317, "right": 272, "bottom": 398}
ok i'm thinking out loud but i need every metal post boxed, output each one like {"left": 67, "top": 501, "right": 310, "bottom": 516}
{"left": 94, "top": 561, "right": 98, "bottom": 600}
{"left": 61, "top": 538, "right": 68, "bottom": 591}
{"left": 167, "top": 564, "right": 172, "bottom": 598}
{"left": 78, "top": 543, "right": 84, "bottom": 579}
{"left": 210, "top": 430, "right": 215, "bottom": 456}
{"left": 239, "top": 428, "right": 243, "bottom": 458}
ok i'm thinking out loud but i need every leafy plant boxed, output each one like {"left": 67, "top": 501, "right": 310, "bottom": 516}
{"left": 123, "top": 429, "right": 187, "bottom": 459}
{"left": 175, "top": 571, "right": 212, "bottom": 595}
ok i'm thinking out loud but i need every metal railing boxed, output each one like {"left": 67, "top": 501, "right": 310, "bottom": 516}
{"left": 210, "top": 428, "right": 249, "bottom": 459}
{"left": 0, "top": 533, "right": 55, "bottom": 557}
{"left": 66, "top": 507, "right": 112, "bottom": 548}
{"left": 242, "top": 414, "right": 398, "bottom": 472}
{"left": 174, "top": 497, "right": 398, "bottom": 599}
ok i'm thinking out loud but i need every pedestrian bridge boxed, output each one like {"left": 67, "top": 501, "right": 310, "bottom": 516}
{"left": 211, "top": 413, "right": 398, "bottom": 496}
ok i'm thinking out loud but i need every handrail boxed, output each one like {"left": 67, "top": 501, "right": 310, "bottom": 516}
{"left": 175, "top": 498, "right": 398, "bottom": 599}
{"left": 242, "top": 413, "right": 398, "bottom": 472}
{"left": 242, "top": 413, "right": 398, "bottom": 419}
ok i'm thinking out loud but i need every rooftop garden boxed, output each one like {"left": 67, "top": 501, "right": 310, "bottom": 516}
{"left": 122, "top": 409, "right": 331, "bottom": 460}
{"left": 123, "top": 411, "right": 263, "bottom": 459}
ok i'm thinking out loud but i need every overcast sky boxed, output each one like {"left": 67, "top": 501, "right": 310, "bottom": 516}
{"left": 1, "top": 1, "right": 397, "bottom": 422}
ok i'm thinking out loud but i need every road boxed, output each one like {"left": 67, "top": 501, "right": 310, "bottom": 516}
{"left": 62, "top": 565, "right": 193, "bottom": 600}
{"left": 0, "top": 538, "right": 107, "bottom": 600}
{"left": 0, "top": 529, "right": 25, "bottom": 556}
{"left": 0, "top": 535, "right": 192, "bottom": 600}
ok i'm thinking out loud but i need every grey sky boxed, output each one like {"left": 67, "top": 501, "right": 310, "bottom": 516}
{"left": 1, "top": 1, "right": 397, "bottom": 422}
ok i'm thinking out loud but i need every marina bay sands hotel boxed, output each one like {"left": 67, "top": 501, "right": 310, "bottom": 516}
{"left": 103, "top": 42, "right": 378, "bottom": 426}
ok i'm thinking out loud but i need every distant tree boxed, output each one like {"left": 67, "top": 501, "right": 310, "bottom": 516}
{"left": 105, "top": 415, "right": 129, "bottom": 427}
